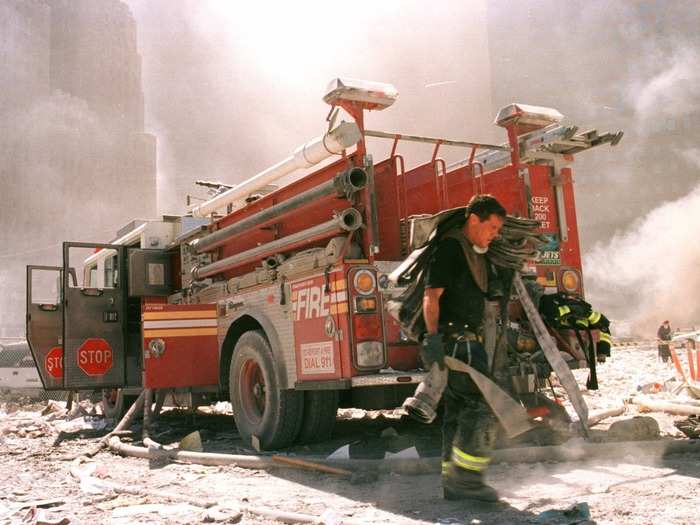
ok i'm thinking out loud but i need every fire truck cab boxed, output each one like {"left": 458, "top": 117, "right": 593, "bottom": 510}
{"left": 27, "top": 78, "right": 622, "bottom": 450}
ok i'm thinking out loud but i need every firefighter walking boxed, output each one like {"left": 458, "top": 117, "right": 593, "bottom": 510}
{"left": 421, "top": 194, "right": 505, "bottom": 502}
{"left": 657, "top": 320, "right": 672, "bottom": 364}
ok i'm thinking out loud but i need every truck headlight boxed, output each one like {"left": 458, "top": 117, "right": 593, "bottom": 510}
{"left": 356, "top": 341, "right": 384, "bottom": 368}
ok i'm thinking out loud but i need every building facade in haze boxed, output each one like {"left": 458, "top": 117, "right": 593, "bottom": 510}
{"left": 0, "top": 0, "right": 156, "bottom": 337}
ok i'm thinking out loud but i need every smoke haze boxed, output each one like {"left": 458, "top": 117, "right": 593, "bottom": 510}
{"left": 125, "top": 0, "right": 495, "bottom": 213}
{"left": 584, "top": 181, "right": 700, "bottom": 335}
{"left": 0, "top": 0, "right": 155, "bottom": 337}
{"left": 486, "top": 0, "right": 700, "bottom": 335}
{"left": 2, "top": 0, "right": 700, "bottom": 338}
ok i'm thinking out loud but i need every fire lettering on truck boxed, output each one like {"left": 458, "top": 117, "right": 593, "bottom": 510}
{"left": 292, "top": 279, "right": 348, "bottom": 321}
{"left": 300, "top": 341, "right": 336, "bottom": 374}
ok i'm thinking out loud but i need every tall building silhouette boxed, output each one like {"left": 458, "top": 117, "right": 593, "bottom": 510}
{"left": 0, "top": 0, "right": 156, "bottom": 337}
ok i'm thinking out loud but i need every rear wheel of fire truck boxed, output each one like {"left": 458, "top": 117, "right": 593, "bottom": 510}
{"left": 296, "top": 390, "right": 339, "bottom": 444}
{"left": 229, "top": 330, "right": 303, "bottom": 450}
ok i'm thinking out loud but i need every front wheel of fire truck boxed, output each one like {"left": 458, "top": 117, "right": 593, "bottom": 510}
{"left": 229, "top": 330, "right": 303, "bottom": 450}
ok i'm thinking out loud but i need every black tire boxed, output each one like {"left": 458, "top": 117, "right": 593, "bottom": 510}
{"left": 229, "top": 330, "right": 303, "bottom": 450}
{"left": 296, "top": 390, "right": 339, "bottom": 445}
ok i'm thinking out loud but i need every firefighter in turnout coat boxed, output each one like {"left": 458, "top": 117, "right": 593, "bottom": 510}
{"left": 421, "top": 194, "right": 506, "bottom": 502}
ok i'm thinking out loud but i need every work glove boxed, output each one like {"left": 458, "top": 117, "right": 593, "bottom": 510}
{"left": 421, "top": 333, "right": 445, "bottom": 371}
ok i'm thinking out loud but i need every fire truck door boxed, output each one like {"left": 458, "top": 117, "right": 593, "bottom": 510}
{"left": 26, "top": 265, "right": 72, "bottom": 390}
{"left": 62, "top": 242, "right": 127, "bottom": 389}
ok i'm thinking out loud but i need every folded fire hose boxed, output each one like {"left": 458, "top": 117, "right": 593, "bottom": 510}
{"left": 487, "top": 215, "right": 547, "bottom": 269}
{"left": 444, "top": 356, "right": 534, "bottom": 438}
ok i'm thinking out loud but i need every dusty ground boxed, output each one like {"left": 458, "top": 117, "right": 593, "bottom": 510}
{"left": 1, "top": 344, "right": 699, "bottom": 525}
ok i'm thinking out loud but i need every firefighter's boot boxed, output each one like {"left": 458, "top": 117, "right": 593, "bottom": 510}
{"left": 443, "top": 461, "right": 499, "bottom": 502}
{"left": 442, "top": 401, "right": 499, "bottom": 502}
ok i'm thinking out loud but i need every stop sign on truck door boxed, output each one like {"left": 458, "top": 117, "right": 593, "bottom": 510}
{"left": 45, "top": 346, "right": 63, "bottom": 378}
{"left": 77, "top": 338, "right": 113, "bottom": 376}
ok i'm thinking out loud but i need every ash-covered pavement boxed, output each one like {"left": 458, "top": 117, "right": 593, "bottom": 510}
{"left": 1, "top": 345, "right": 699, "bottom": 524}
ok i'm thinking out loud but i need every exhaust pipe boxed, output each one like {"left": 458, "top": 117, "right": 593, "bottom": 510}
{"left": 192, "top": 208, "right": 362, "bottom": 280}
{"left": 192, "top": 167, "right": 367, "bottom": 254}
{"left": 190, "top": 122, "right": 362, "bottom": 218}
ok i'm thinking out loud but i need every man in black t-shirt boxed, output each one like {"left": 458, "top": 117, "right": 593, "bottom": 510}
{"left": 422, "top": 194, "right": 505, "bottom": 502}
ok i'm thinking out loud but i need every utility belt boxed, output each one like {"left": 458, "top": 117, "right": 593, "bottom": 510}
{"left": 441, "top": 324, "right": 488, "bottom": 375}
{"left": 441, "top": 323, "right": 483, "bottom": 343}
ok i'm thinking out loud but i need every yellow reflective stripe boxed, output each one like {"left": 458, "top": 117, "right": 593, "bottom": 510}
{"left": 599, "top": 332, "right": 612, "bottom": 344}
{"left": 452, "top": 446, "right": 491, "bottom": 463}
{"left": 143, "top": 310, "right": 216, "bottom": 320}
{"left": 588, "top": 311, "right": 601, "bottom": 324}
{"left": 329, "top": 302, "right": 348, "bottom": 314}
{"left": 330, "top": 279, "right": 347, "bottom": 292}
{"left": 452, "top": 454, "right": 487, "bottom": 472}
{"left": 441, "top": 461, "right": 450, "bottom": 473}
{"left": 144, "top": 328, "right": 218, "bottom": 338}
{"left": 558, "top": 305, "right": 571, "bottom": 317}
{"left": 451, "top": 446, "right": 491, "bottom": 471}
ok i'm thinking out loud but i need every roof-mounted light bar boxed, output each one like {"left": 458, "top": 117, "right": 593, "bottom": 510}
{"left": 323, "top": 78, "right": 398, "bottom": 110}
{"left": 495, "top": 103, "right": 564, "bottom": 134}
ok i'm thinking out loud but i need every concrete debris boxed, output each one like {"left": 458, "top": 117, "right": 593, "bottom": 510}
{"left": 178, "top": 430, "right": 204, "bottom": 452}
{"left": 385, "top": 446, "right": 420, "bottom": 459}
{"left": 40, "top": 401, "right": 66, "bottom": 417}
{"left": 201, "top": 506, "right": 242, "bottom": 523}
{"left": 675, "top": 415, "right": 700, "bottom": 438}
{"left": 636, "top": 381, "right": 664, "bottom": 394}
{"left": 15, "top": 498, "right": 66, "bottom": 511}
{"left": 319, "top": 508, "right": 344, "bottom": 525}
{"left": 528, "top": 502, "right": 592, "bottom": 525}
{"left": 4, "top": 507, "right": 70, "bottom": 525}
{"left": 110, "top": 502, "right": 201, "bottom": 519}
{"left": 54, "top": 417, "right": 107, "bottom": 434}
{"left": 327, "top": 444, "right": 350, "bottom": 460}
{"left": 607, "top": 416, "right": 660, "bottom": 441}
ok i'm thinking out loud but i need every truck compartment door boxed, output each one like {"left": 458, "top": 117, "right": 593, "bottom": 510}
{"left": 26, "top": 265, "right": 67, "bottom": 390}
{"left": 62, "top": 242, "right": 127, "bottom": 389}
{"left": 142, "top": 303, "right": 219, "bottom": 389}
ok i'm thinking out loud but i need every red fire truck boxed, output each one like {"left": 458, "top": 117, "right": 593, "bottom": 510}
{"left": 26, "top": 78, "right": 622, "bottom": 449}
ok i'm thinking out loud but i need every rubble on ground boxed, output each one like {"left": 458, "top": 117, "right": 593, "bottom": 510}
{"left": 0, "top": 344, "right": 699, "bottom": 524}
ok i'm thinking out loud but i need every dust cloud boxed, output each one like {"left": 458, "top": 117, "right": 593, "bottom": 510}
{"left": 3, "top": 0, "right": 700, "bottom": 339}
{"left": 584, "top": 180, "right": 700, "bottom": 336}
{"left": 486, "top": 0, "right": 700, "bottom": 336}
{"left": 584, "top": 42, "right": 700, "bottom": 336}
{"left": 125, "top": 0, "right": 496, "bottom": 214}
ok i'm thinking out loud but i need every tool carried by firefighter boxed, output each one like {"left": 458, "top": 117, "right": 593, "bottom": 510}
{"left": 26, "top": 78, "right": 622, "bottom": 450}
